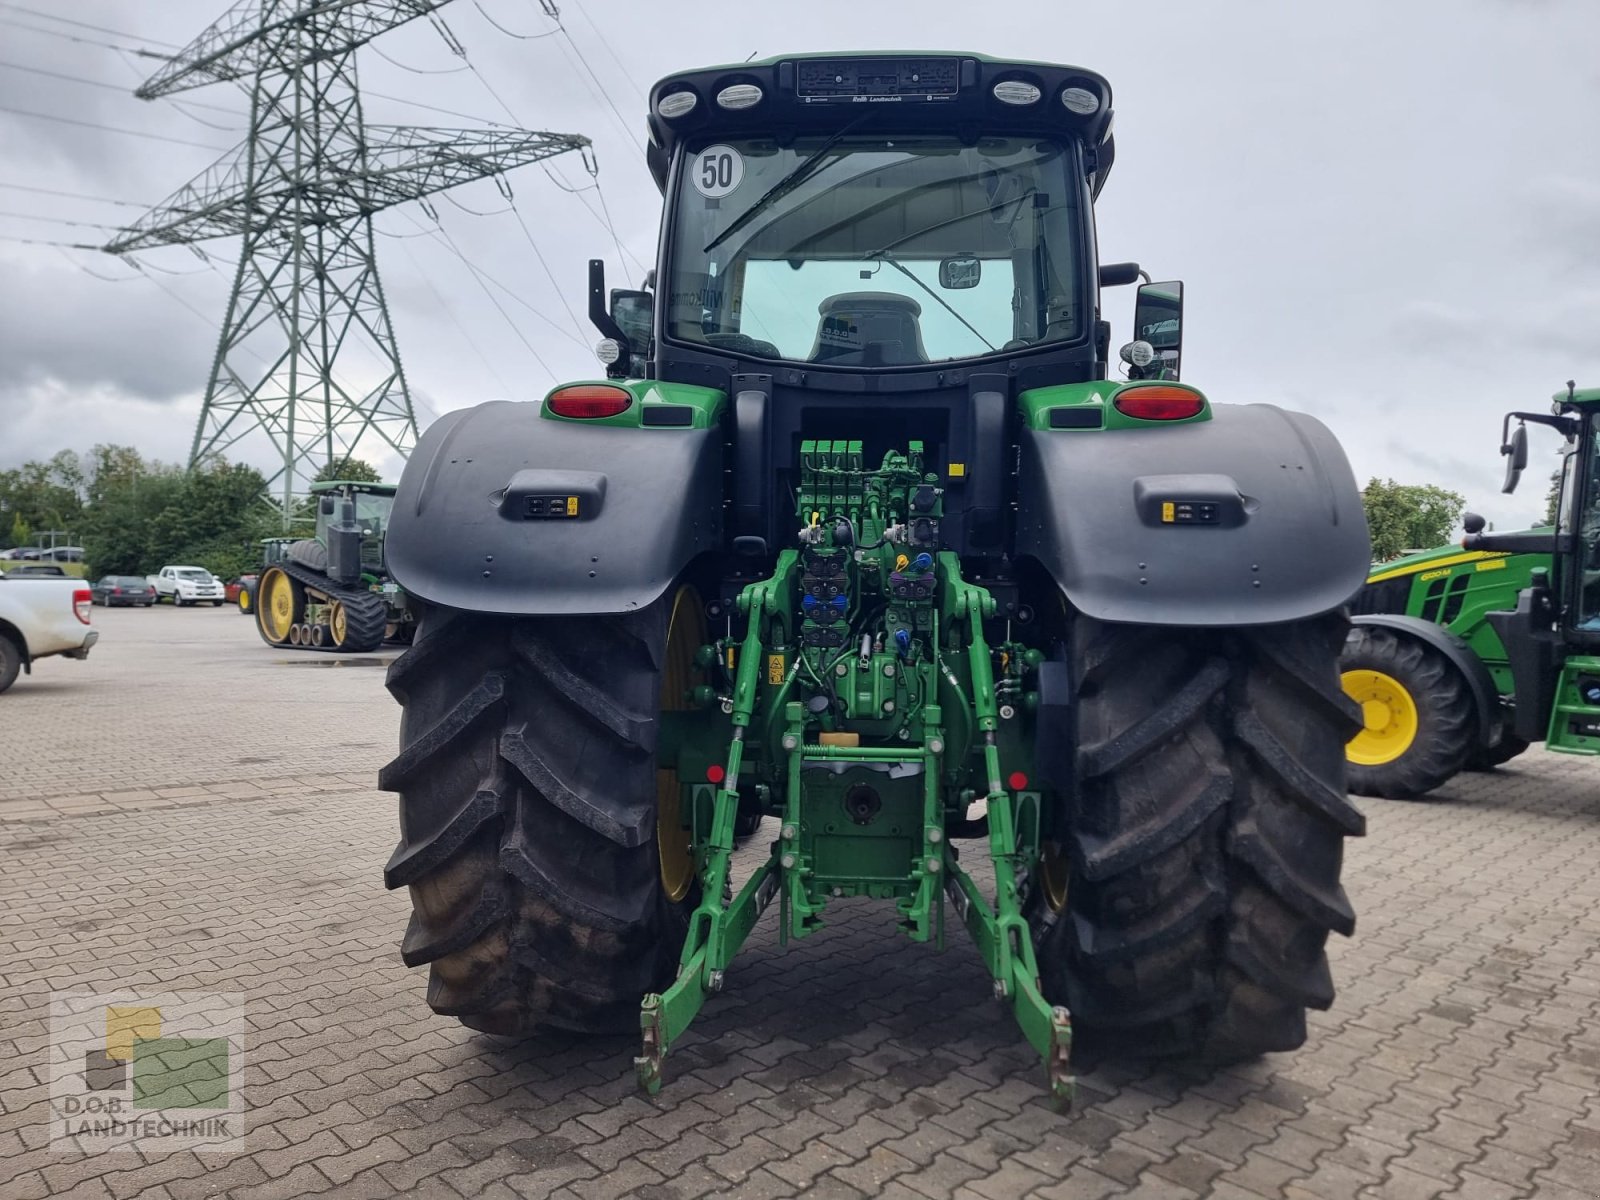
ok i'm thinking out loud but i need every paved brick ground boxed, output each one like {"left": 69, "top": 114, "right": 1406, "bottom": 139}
{"left": 2, "top": 607, "right": 1599, "bottom": 1198}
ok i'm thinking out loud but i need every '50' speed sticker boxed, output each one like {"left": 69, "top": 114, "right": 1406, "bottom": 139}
{"left": 691, "top": 145, "right": 744, "bottom": 198}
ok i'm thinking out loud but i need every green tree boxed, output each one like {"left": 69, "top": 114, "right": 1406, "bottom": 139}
{"left": 314, "top": 456, "right": 382, "bottom": 484}
{"left": 6, "top": 512, "right": 30, "bottom": 551}
{"left": 1545, "top": 469, "right": 1563, "bottom": 527}
{"left": 1362, "top": 478, "right": 1467, "bottom": 562}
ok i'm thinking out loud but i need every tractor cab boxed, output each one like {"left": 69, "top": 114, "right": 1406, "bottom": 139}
{"left": 310, "top": 480, "right": 395, "bottom": 576}
{"left": 1471, "top": 384, "right": 1600, "bottom": 753}
{"left": 586, "top": 53, "right": 1189, "bottom": 565}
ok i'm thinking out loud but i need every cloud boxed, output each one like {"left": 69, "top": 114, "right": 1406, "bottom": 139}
{"left": 0, "top": 0, "right": 1597, "bottom": 533}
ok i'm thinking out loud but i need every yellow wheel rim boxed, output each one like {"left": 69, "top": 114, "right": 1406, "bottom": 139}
{"left": 328, "top": 600, "right": 347, "bottom": 647}
{"left": 238, "top": 589, "right": 251, "bottom": 613}
{"left": 656, "top": 586, "right": 704, "bottom": 903}
{"left": 1342, "top": 668, "right": 1420, "bottom": 765}
{"left": 259, "top": 568, "right": 298, "bottom": 643}
{"left": 1038, "top": 841, "right": 1070, "bottom": 913}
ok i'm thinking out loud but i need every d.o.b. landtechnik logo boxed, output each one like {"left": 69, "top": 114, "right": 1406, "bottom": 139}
{"left": 49, "top": 992, "right": 246, "bottom": 1152}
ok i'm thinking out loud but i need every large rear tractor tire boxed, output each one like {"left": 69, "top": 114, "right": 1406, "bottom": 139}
{"left": 1341, "top": 626, "right": 1475, "bottom": 798}
{"left": 381, "top": 586, "right": 703, "bottom": 1035}
{"left": 1030, "top": 613, "right": 1365, "bottom": 1062}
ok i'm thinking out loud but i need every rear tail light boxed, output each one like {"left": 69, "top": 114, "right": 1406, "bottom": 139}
{"left": 1113, "top": 385, "right": 1205, "bottom": 421}
{"left": 73, "top": 589, "right": 92, "bottom": 624}
{"left": 547, "top": 384, "right": 632, "bottom": 419}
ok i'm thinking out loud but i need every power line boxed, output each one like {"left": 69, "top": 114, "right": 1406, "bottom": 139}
{"left": 565, "top": 1, "right": 646, "bottom": 102}
{"left": 449, "top": 29, "right": 645, "bottom": 275}
{"left": 0, "top": 3, "right": 181, "bottom": 49}
{"left": 471, "top": 0, "right": 558, "bottom": 40}
{"left": 0, "top": 60, "right": 238, "bottom": 114}
{"left": 0, "top": 208, "right": 126, "bottom": 231}
{"left": 0, "top": 104, "right": 227, "bottom": 151}
{"left": 415, "top": 206, "right": 590, "bottom": 351}
{"left": 363, "top": 87, "right": 517, "bottom": 127}
{"left": 0, "top": 231, "right": 103, "bottom": 250}
{"left": 507, "top": 198, "right": 589, "bottom": 342}
{"left": 390, "top": 227, "right": 518, "bottom": 398}
{"left": 0, "top": 182, "right": 153, "bottom": 211}
{"left": 369, "top": 40, "right": 469, "bottom": 74}
{"left": 425, "top": 213, "right": 562, "bottom": 380}
{"left": 0, "top": 17, "right": 167, "bottom": 59}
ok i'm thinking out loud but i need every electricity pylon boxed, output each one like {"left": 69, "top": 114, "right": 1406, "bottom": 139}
{"left": 106, "top": 1, "right": 589, "bottom": 520}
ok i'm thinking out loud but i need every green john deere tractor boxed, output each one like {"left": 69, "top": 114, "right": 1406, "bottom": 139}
{"left": 254, "top": 481, "right": 412, "bottom": 652}
{"left": 1343, "top": 383, "right": 1600, "bottom": 798}
{"left": 378, "top": 53, "right": 1372, "bottom": 1104}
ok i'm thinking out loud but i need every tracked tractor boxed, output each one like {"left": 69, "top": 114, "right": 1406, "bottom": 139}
{"left": 379, "top": 54, "right": 1371, "bottom": 1103}
{"left": 254, "top": 481, "right": 411, "bottom": 652}
{"left": 1343, "top": 383, "right": 1600, "bottom": 798}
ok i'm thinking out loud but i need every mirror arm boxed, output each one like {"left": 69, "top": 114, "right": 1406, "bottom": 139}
{"left": 588, "top": 259, "right": 629, "bottom": 348}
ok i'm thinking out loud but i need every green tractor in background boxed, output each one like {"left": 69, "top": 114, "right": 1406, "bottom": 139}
{"left": 254, "top": 480, "right": 412, "bottom": 652}
{"left": 1342, "top": 383, "right": 1600, "bottom": 797}
{"left": 234, "top": 537, "right": 295, "bottom": 617}
{"left": 377, "top": 53, "right": 1373, "bottom": 1104}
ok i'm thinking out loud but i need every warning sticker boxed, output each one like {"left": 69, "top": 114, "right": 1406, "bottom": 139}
{"left": 692, "top": 144, "right": 744, "bottom": 198}
{"left": 767, "top": 654, "right": 785, "bottom": 685}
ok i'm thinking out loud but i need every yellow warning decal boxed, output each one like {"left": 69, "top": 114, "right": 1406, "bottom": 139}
{"left": 1476, "top": 558, "right": 1507, "bottom": 572}
{"left": 566, "top": 496, "right": 579, "bottom": 516}
{"left": 767, "top": 654, "right": 785, "bottom": 684}
{"left": 948, "top": 462, "right": 966, "bottom": 478}
{"left": 1161, "top": 501, "right": 1175, "bottom": 523}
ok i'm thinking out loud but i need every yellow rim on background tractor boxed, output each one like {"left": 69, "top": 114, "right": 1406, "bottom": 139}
{"left": 656, "top": 585, "right": 704, "bottom": 903}
{"left": 238, "top": 588, "right": 252, "bottom": 613}
{"left": 258, "top": 567, "right": 298, "bottom": 643}
{"left": 1342, "top": 668, "right": 1420, "bottom": 766}
{"left": 328, "top": 600, "right": 348, "bottom": 647}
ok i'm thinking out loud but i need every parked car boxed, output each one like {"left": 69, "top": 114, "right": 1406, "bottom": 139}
{"left": 148, "top": 565, "right": 227, "bottom": 607}
{"left": 91, "top": 576, "right": 158, "bottom": 607}
{"left": 0, "top": 548, "right": 42, "bottom": 561}
{"left": 5, "top": 564, "right": 68, "bottom": 578}
{"left": 0, "top": 575, "right": 97, "bottom": 694}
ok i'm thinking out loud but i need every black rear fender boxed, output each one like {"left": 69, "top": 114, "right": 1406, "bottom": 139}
{"left": 1016, "top": 403, "right": 1369, "bottom": 626}
{"left": 385, "top": 400, "right": 723, "bottom": 615}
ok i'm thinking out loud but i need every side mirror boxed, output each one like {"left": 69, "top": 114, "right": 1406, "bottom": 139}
{"left": 1501, "top": 421, "right": 1529, "bottom": 494}
{"left": 938, "top": 256, "right": 981, "bottom": 289}
{"left": 588, "top": 259, "right": 630, "bottom": 378}
{"left": 1098, "top": 262, "right": 1142, "bottom": 288}
{"left": 1132, "top": 280, "right": 1184, "bottom": 380}
{"left": 609, "top": 289, "right": 653, "bottom": 375}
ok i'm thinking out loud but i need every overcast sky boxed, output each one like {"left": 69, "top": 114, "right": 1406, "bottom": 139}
{"left": 1, "top": 0, "right": 1596, "bottom": 530}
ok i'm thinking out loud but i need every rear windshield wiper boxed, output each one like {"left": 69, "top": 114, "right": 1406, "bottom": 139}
{"left": 702, "top": 113, "right": 876, "bottom": 255}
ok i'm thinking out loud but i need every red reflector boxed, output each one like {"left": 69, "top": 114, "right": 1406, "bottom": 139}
{"left": 547, "top": 384, "right": 632, "bottom": 419}
{"left": 1008, "top": 771, "right": 1029, "bottom": 791}
{"left": 1113, "top": 385, "right": 1205, "bottom": 421}
{"left": 706, "top": 764, "right": 726, "bottom": 784}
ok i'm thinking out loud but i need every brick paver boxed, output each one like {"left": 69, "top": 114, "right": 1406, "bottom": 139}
{"left": 1, "top": 606, "right": 1599, "bottom": 1197}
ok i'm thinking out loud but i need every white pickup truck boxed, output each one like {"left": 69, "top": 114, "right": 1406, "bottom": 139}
{"left": 0, "top": 574, "right": 99, "bottom": 694}
{"left": 149, "top": 565, "right": 227, "bottom": 607}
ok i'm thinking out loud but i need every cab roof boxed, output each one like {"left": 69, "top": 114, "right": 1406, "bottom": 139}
{"left": 309, "top": 480, "right": 394, "bottom": 495}
{"left": 644, "top": 52, "right": 1115, "bottom": 198}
